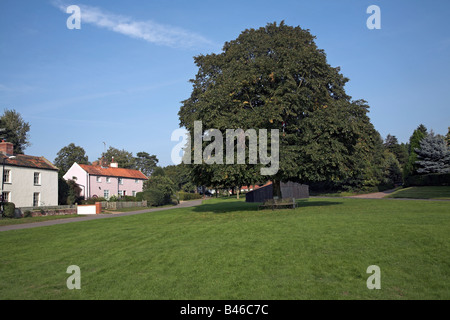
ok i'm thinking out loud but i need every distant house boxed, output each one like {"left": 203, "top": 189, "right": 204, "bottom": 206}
{"left": 63, "top": 158, "right": 148, "bottom": 199}
{"left": 0, "top": 140, "right": 58, "bottom": 208}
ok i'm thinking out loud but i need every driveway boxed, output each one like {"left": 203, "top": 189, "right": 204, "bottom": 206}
{"left": 0, "top": 200, "right": 203, "bottom": 232}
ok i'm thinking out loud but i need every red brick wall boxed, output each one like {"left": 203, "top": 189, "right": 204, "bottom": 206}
{"left": 31, "top": 208, "right": 77, "bottom": 217}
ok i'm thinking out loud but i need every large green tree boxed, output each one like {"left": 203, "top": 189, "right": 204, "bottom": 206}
{"left": 179, "top": 22, "right": 380, "bottom": 197}
{"left": 54, "top": 143, "right": 90, "bottom": 175}
{"left": 135, "top": 152, "right": 158, "bottom": 177}
{"left": 100, "top": 146, "right": 136, "bottom": 169}
{"left": 164, "top": 164, "right": 196, "bottom": 192}
{"left": 0, "top": 109, "right": 31, "bottom": 154}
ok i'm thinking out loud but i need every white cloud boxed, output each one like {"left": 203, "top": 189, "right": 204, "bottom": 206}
{"left": 53, "top": 1, "right": 214, "bottom": 49}
{"left": 0, "top": 83, "right": 37, "bottom": 93}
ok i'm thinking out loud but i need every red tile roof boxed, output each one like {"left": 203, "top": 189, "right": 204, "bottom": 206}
{"left": 79, "top": 164, "right": 148, "bottom": 180}
{"left": 240, "top": 182, "right": 272, "bottom": 190}
{"left": 1, "top": 154, "right": 58, "bottom": 171}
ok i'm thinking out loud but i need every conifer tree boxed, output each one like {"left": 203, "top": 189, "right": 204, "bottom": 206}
{"left": 404, "top": 124, "right": 427, "bottom": 178}
{"left": 415, "top": 131, "right": 450, "bottom": 174}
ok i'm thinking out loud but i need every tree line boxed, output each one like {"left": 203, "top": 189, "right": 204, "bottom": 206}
{"left": 2, "top": 22, "right": 450, "bottom": 201}
{"left": 178, "top": 22, "right": 450, "bottom": 196}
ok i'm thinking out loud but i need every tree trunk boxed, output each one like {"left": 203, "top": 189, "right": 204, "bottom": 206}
{"left": 272, "top": 179, "right": 282, "bottom": 199}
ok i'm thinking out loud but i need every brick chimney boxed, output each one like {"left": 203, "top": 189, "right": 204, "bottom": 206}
{"left": 0, "top": 140, "right": 14, "bottom": 155}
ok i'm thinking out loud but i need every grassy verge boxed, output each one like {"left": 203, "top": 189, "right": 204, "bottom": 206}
{"left": 0, "top": 214, "right": 82, "bottom": 226}
{"left": 107, "top": 206, "right": 152, "bottom": 213}
{"left": 310, "top": 187, "right": 400, "bottom": 197}
{"left": 386, "top": 186, "right": 450, "bottom": 200}
{"left": 110, "top": 203, "right": 177, "bottom": 213}
{"left": 0, "top": 197, "right": 448, "bottom": 300}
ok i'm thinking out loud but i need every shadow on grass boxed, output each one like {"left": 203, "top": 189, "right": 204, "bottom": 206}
{"left": 193, "top": 199, "right": 342, "bottom": 214}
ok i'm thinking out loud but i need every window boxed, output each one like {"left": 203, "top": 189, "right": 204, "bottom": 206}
{"left": 96, "top": 176, "right": 102, "bottom": 182}
{"left": 2, "top": 191, "right": 10, "bottom": 202}
{"left": 33, "top": 192, "right": 40, "bottom": 207}
{"left": 106, "top": 177, "right": 111, "bottom": 183}
{"left": 135, "top": 179, "right": 139, "bottom": 184}
{"left": 3, "top": 169, "right": 11, "bottom": 183}
{"left": 34, "top": 172, "right": 41, "bottom": 185}
{"left": 118, "top": 190, "right": 124, "bottom": 197}
{"left": 104, "top": 190, "right": 109, "bottom": 199}
{"left": 118, "top": 178, "right": 123, "bottom": 185}
{"left": 132, "top": 191, "right": 136, "bottom": 197}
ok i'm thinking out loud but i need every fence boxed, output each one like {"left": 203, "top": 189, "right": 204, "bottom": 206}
{"left": 100, "top": 201, "right": 148, "bottom": 210}
{"left": 16, "top": 201, "right": 147, "bottom": 217}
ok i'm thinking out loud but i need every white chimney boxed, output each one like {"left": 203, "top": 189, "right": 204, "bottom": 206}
{"left": 110, "top": 156, "right": 118, "bottom": 168}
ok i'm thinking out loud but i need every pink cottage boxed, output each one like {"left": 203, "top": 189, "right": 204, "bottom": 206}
{"left": 63, "top": 159, "right": 148, "bottom": 200}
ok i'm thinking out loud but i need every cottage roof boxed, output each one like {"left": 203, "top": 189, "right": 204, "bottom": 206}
{"left": 1, "top": 154, "right": 58, "bottom": 171}
{"left": 78, "top": 164, "right": 148, "bottom": 180}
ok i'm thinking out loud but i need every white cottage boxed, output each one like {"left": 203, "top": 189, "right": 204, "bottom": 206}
{"left": 0, "top": 140, "right": 59, "bottom": 208}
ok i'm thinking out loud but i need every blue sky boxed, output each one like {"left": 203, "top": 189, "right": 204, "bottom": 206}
{"left": 0, "top": 0, "right": 449, "bottom": 166}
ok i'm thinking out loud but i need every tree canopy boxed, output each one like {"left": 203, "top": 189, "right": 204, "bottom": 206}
{"left": 135, "top": 152, "right": 159, "bottom": 177}
{"left": 415, "top": 131, "right": 450, "bottom": 174}
{"left": 54, "top": 143, "right": 90, "bottom": 175}
{"left": 446, "top": 127, "right": 450, "bottom": 146}
{"left": 384, "top": 134, "right": 408, "bottom": 167}
{"left": 404, "top": 124, "right": 428, "bottom": 178}
{"left": 100, "top": 146, "right": 136, "bottom": 169}
{"left": 179, "top": 22, "right": 381, "bottom": 196}
{"left": 0, "top": 109, "right": 31, "bottom": 154}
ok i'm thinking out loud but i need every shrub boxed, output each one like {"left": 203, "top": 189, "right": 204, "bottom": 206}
{"left": 3, "top": 202, "right": 16, "bottom": 218}
{"left": 177, "top": 192, "right": 203, "bottom": 201}
{"left": 120, "top": 196, "right": 137, "bottom": 202}
{"left": 138, "top": 188, "right": 172, "bottom": 206}
{"left": 135, "top": 192, "right": 144, "bottom": 201}
{"left": 145, "top": 188, "right": 167, "bottom": 206}
{"left": 108, "top": 195, "right": 119, "bottom": 202}
{"left": 24, "top": 210, "right": 32, "bottom": 218}
{"left": 404, "top": 173, "right": 450, "bottom": 187}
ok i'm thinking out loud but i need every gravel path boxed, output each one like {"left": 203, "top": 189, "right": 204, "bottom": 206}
{"left": 346, "top": 189, "right": 398, "bottom": 199}
{"left": 0, "top": 199, "right": 204, "bottom": 232}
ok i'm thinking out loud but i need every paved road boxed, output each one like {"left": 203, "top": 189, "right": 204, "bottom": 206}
{"left": 0, "top": 200, "right": 203, "bottom": 232}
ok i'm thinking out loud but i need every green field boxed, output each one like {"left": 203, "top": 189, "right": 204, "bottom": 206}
{"left": 0, "top": 197, "right": 448, "bottom": 300}
{"left": 387, "top": 186, "right": 450, "bottom": 200}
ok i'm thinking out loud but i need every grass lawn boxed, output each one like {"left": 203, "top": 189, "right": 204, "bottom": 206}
{"left": 0, "top": 214, "right": 82, "bottom": 226}
{"left": 0, "top": 197, "right": 448, "bottom": 300}
{"left": 386, "top": 186, "right": 450, "bottom": 200}
{"left": 111, "top": 203, "right": 178, "bottom": 213}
